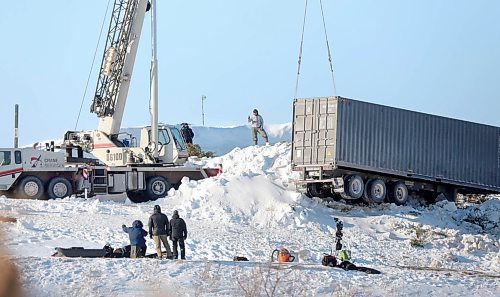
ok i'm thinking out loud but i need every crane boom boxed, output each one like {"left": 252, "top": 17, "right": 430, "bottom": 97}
{"left": 91, "top": 0, "right": 150, "bottom": 136}
{"left": 64, "top": 0, "right": 190, "bottom": 167}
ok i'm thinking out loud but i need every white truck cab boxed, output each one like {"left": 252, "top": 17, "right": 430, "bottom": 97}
{"left": 0, "top": 148, "right": 77, "bottom": 200}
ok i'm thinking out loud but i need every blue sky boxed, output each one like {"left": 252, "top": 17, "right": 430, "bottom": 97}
{"left": 1, "top": 0, "right": 499, "bottom": 147}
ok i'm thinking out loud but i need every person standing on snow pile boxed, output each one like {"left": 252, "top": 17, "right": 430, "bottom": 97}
{"left": 148, "top": 205, "right": 174, "bottom": 259}
{"left": 169, "top": 210, "right": 188, "bottom": 260}
{"left": 122, "top": 220, "right": 148, "bottom": 258}
{"left": 180, "top": 123, "right": 194, "bottom": 144}
{"left": 247, "top": 109, "right": 269, "bottom": 146}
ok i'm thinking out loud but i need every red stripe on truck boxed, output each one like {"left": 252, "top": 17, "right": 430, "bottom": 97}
{"left": 93, "top": 143, "right": 114, "bottom": 148}
{"left": 0, "top": 167, "right": 23, "bottom": 177}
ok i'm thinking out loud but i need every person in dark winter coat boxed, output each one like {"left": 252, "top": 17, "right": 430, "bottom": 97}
{"left": 169, "top": 210, "right": 188, "bottom": 260}
{"left": 180, "top": 123, "right": 194, "bottom": 144}
{"left": 148, "top": 205, "right": 173, "bottom": 259}
{"left": 247, "top": 109, "right": 269, "bottom": 146}
{"left": 122, "top": 220, "right": 148, "bottom": 258}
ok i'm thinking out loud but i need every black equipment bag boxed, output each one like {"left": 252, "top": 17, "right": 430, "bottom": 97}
{"left": 321, "top": 254, "right": 337, "bottom": 267}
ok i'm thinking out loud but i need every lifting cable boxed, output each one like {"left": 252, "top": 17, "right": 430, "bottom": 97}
{"left": 294, "top": 0, "right": 309, "bottom": 99}
{"left": 74, "top": 0, "right": 113, "bottom": 130}
{"left": 294, "top": 0, "right": 337, "bottom": 99}
{"left": 319, "top": 0, "right": 337, "bottom": 96}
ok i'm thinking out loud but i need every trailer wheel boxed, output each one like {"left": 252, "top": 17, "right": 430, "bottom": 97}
{"left": 364, "top": 179, "right": 386, "bottom": 203}
{"left": 146, "top": 176, "right": 171, "bottom": 200}
{"left": 126, "top": 191, "right": 149, "bottom": 203}
{"left": 362, "top": 178, "right": 375, "bottom": 203}
{"left": 15, "top": 176, "right": 45, "bottom": 200}
{"left": 389, "top": 182, "right": 408, "bottom": 205}
{"left": 344, "top": 175, "right": 364, "bottom": 199}
{"left": 47, "top": 177, "right": 73, "bottom": 199}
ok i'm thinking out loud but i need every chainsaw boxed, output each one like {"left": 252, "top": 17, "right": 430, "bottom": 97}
{"left": 271, "top": 248, "right": 295, "bottom": 263}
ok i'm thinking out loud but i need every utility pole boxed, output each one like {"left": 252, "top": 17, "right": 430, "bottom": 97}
{"left": 14, "top": 104, "right": 19, "bottom": 148}
{"left": 201, "top": 95, "right": 206, "bottom": 126}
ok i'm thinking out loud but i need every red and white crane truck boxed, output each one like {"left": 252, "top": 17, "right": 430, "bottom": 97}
{"left": 0, "top": 0, "right": 219, "bottom": 203}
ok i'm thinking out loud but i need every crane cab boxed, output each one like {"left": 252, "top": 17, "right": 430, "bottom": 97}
{"left": 126, "top": 124, "right": 189, "bottom": 165}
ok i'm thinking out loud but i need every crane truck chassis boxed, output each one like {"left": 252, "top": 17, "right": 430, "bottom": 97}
{"left": 0, "top": 147, "right": 219, "bottom": 203}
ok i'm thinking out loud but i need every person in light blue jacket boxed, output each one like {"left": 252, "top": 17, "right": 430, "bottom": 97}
{"left": 247, "top": 109, "right": 269, "bottom": 146}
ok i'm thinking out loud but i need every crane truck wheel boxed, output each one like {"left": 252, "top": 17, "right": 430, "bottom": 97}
{"left": 126, "top": 191, "right": 149, "bottom": 203}
{"left": 364, "top": 179, "right": 387, "bottom": 204}
{"left": 389, "top": 181, "right": 408, "bottom": 205}
{"left": 344, "top": 175, "right": 364, "bottom": 199}
{"left": 146, "top": 176, "right": 171, "bottom": 201}
{"left": 15, "top": 176, "right": 45, "bottom": 200}
{"left": 47, "top": 177, "right": 73, "bottom": 199}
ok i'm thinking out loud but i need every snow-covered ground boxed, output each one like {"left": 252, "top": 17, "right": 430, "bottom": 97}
{"left": 0, "top": 133, "right": 499, "bottom": 296}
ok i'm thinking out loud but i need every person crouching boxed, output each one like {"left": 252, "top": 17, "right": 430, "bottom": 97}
{"left": 122, "top": 220, "right": 148, "bottom": 258}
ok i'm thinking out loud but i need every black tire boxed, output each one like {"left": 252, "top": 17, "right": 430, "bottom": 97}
{"left": 362, "top": 178, "right": 375, "bottom": 203}
{"left": 306, "top": 183, "right": 327, "bottom": 198}
{"left": 364, "top": 179, "right": 386, "bottom": 204}
{"left": 126, "top": 191, "right": 149, "bottom": 203}
{"left": 344, "top": 175, "right": 364, "bottom": 199}
{"left": 15, "top": 176, "right": 45, "bottom": 200}
{"left": 146, "top": 176, "right": 171, "bottom": 200}
{"left": 47, "top": 177, "right": 73, "bottom": 199}
{"left": 389, "top": 181, "right": 408, "bottom": 205}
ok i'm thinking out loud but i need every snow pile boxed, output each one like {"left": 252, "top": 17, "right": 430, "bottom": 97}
{"left": 192, "top": 123, "right": 292, "bottom": 156}
{"left": 455, "top": 198, "right": 500, "bottom": 232}
{"left": 166, "top": 143, "right": 300, "bottom": 228}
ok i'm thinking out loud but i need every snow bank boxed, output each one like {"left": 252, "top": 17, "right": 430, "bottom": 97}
{"left": 192, "top": 123, "right": 292, "bottom": 156}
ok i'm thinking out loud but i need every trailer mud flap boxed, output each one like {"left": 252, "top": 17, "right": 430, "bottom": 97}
{"left": 332, "top": 177, "right": 350, "bottom": 200}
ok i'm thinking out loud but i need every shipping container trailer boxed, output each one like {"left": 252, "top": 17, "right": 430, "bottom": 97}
{"left": 292, "top": 96, "right": 500, "bottom": 204}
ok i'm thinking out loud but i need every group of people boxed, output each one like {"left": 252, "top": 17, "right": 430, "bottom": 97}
{"left": 122, "top": 110, "right": 268, "bottom": 259}
{"left": 122, "top": 205, "right": 188, "bottom": 259}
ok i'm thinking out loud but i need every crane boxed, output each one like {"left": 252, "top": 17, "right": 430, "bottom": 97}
{"left": 63, "top": 0, "right": 188, "bottom": 167}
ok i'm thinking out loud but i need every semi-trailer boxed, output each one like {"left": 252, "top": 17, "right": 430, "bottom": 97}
{"left": 292, "top": 96, "right": 500, "bottom": 204}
